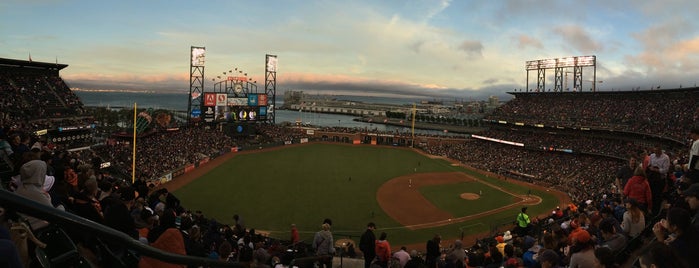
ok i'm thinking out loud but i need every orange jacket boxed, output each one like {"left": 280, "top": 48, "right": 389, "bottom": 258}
{"left": 138, "top": 228, "right": 186, "bottom": 268}
{"left": 375, "top": 240, "right": 391, "bottom": 262}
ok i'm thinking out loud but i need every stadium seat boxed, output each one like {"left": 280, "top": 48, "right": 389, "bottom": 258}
{"left": 34, "top": 225, "right": 86, "bottom": 268}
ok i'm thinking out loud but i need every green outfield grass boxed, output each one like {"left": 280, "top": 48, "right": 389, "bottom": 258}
{"left": 173, "top": 143, "right": 560, "bottom": 246}
{"left": 420, "top": 182, "right": 520, "bottom": 216}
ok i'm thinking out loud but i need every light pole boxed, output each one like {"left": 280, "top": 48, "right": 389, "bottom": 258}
{"left": 338, "top": 119, "right": 341, "bottom": 127}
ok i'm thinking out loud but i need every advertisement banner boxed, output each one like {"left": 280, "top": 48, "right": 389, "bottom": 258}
{"left": 258, "top": 94, "right": 268, "bottom": 106}
{"left": 300, "top": 138, "right": 308, "bottom": 144}
{"left": 204, "top": 93, "right": 216, "bottom": 106}
{"left": 173, "top": 167, "right": 185, "bottom": 177}
{"left": 231, "top": 147, "right": 238, "bottom": 152}
{"left": 231, "top": 107, "right": 259, "bottom": 121}
{"left": 228, "top": 98, "right": 248, "bottom": 106}
{"left": 247, "top": 94, "right": 258, "bottom": 106}
{"left": 203, "top": 106, "right": 215, "bottom": 123}
{"left": 216, "top": 94, "right": 228, "bottom": 106}
{"left": 159, "top": 173, "right": 172, "bottom": 184}
{"left": 284, "top": 141, "right": 292, "bottom": 145}
{"left": 199, "top": 157, "right": 210, "bottom": 166}
{"left": 184, "top": 164, "right": 195, "bottom": 173}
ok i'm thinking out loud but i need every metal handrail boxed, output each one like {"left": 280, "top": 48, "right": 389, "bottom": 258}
{"left": 0, "top": 189, "right": 241, "bottom": 267}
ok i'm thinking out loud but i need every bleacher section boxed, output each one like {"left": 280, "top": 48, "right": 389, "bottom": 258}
{"left": 0, "top": 58, "right": 84, "bottom": 122}
{"left": 486, "top": 89, "right": 699, "bottom": 142}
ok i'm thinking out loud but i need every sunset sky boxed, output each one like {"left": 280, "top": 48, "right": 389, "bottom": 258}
{"left": 2, "top": 0, "right": 699, "bottom": 100}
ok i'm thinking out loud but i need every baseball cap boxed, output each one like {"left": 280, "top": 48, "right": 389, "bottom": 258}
{"left": 574, "top": 230, "right": 591, "bottom": 243}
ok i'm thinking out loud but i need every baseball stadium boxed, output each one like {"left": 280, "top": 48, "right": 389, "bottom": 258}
{"left": 1, "top": 54, "right": 699, "bottom": 268}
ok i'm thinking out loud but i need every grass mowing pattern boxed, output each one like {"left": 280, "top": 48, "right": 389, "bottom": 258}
{"left": 174, "top": 143, "right": 560, "bottom": 245}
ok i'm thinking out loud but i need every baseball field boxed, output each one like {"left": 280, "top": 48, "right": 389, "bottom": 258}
{"left": 170, "top": 143, "right": 565, "bottom": 247}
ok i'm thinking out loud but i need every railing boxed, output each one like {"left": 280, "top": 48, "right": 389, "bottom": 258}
{"left": 0, "top": 189, "right": 241, "bottom": 267}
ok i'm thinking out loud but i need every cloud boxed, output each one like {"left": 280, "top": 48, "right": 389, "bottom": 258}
{"left": 409, "top": 40, "right": 425, "bottom": 53}
{"left": 553, "top": 25, "right": 602, "bottom": 53}
{"left": 457, "top": 40, "right": 483, "bottom": 57}
{"left": 482, "top": 78, "right": 499, "bottom": 85}
{"left": 514, "top": 34, "right": 543, "bottom": 50}
{"left": 624, "top": 19, "right": 699, "bottom": 74}
{"left": 424, "top": 0, "right": 452, "bottom": 21}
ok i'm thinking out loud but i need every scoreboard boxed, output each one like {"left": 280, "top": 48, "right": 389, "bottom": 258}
{"left": 202, "top": 93, "right": 269, "bottom": 124}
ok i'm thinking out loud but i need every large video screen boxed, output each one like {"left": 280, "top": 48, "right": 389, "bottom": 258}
{"left": 191, "top": 47, "right": 206, "bottom": 66}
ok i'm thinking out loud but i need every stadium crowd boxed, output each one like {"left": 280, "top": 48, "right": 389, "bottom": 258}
{"left": 477, "top": 128, "right": 686, "bottom": 161}
{"left": 2, "top": 63, "right": 699, "bottom": 267}
{"left": 486, "top": 90, "right": 699, "bottom": 142}
{"left": 421, "top": 140, "right": 621, "bottom": 204}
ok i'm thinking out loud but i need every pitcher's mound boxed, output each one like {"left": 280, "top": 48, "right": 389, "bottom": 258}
{"left": 460, "top": 193, "right": 480, "bottom": 200}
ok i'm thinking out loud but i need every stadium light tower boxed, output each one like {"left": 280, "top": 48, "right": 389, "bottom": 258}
{"left": 189, "top": 46, "right": 206, "bottom": 123}
{"left": 265, "top": 54, "right": 278, "bottom": 123}
{"left": 525, "top": 55, "right": 597, "bottom": 92}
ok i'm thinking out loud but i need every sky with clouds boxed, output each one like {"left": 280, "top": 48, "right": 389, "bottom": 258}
{"left": 2, "top": 0, "right": 699, "bottom": 100}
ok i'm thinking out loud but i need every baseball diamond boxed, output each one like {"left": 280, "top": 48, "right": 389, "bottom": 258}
{"left": 169, "top": 142, "right": 567, "bottom": 246}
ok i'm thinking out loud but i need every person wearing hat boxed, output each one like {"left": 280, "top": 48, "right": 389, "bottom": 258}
{"left": 359, "top": 222, "right": 376, "bottom": 268}
{"left": 495, "top": 235, "right": 506, "bottom": 256}
{"left": 568, "top": 230, "right": 596, "bottom": 268}
{"left": 522, "top": 236, "right": 541, "bottom": 268}
{"left": 682, "top": 183, "right": 699, "bottom": 231}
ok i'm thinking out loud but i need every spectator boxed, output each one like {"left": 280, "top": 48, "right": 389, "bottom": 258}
{"left": 620, "top": 198, "right": 646, "bottom": 237}
{"left": 515, "top": 207, "right": 532, "bottom": 236}
{"left": 360, "top": 222, "right": 377, "bottom": 268}
{"left": 404, "top": 250, "right": 426, "bottom": 268}
{"left": 648, "top": 146, "right": 670, "bottom": 215}
{"left": 374, "top": 232, "right": 391, "bottom": 268}
{"left": 139, "top": 208, "right": 186, "bottom": 268}
{"left": 687, "top": 127, "right": 699, "bottom": 183}
{"left": 445, "top": 240, "right": 466, "bottom": 268}
{"left": 623, "top": 166, "right": 652, "bottom": 213}
{"left": 425, "top": 234, "right": 441, "bottom": 268}
{"left": 593, "top": 246, "right": 618, "bottom": 268}
{"left": 290, "top": 224, "right": 299, "bottom": 245}
{"left": 651, "top": 208, "right": 699, "bottom": 267}
{"left": 103, "top": 186, "right": 138, "bottom": 239}
{"left": 636, "top": 242, "right": 689, "bottom": 268}
{"left": 15, "top": 151, "right": 53, "bottom": 229}
{"left": 616, "top": 155, "right": 637, "bottom": 195}
{"left": 393, "top": 246, "right": 411, "bottom": 268}
{"left": 538, "top": 249, "right": 562, "bottom": 268}
{"left": 312, "top": 223, "right": 335, "bottom": 268}
{"left": 568, "top": 230, "right": 595, "bottom": 268}
{"left": 681, "top": 183, "right": 699, "bottom": 231}
{"left": 598, "top": 218, "right": 627, "bottom": 254}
